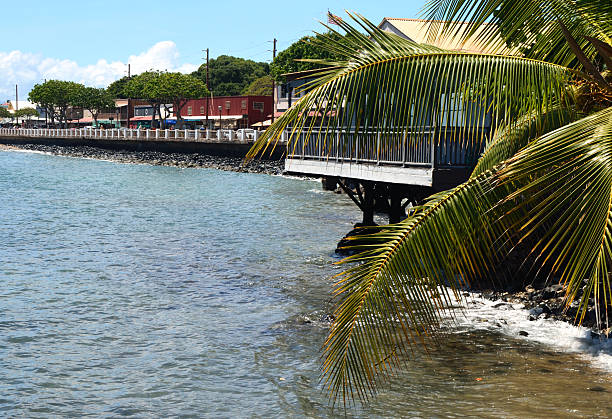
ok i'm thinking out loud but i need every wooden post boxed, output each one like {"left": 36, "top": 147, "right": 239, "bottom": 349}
{"left": 388, "top": 184, "right": 405, "bottom": 224}
{"left": 362, "top": 181, "right": 375, "bottom": 226}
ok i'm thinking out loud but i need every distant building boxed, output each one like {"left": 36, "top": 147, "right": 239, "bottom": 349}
{"left": 378, "top": 18, "right": 500, "bottom": 53}
{"left": 2, "top": 100, "right": 47, "bottom": 126}
{"left": 179, "top": 96, "right": 273, "bottom": 129}
{"left": 274, "top": 68, "right": 322, "bottom": 118}
{"left": 271, "top": 19, "right": 501, "bottom": 122}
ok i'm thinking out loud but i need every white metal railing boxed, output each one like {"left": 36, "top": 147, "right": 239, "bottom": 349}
{"left": 0, "top": 127, "right": 265, "bottom": 144}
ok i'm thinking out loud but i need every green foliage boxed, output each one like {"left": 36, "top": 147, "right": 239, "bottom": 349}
{"left": 72, "top": 86, "right": 115, "bottom": 123}
{"left": 155, "top": 72, "right": 208, "bottom": 103}
{"left": 423, "top": 0, "right": 612, "bottom": 72}
{"left": 28, "top": 79, "right": 84, "bottom": 126}
{"left": 124, "top": 71, "right": 208, "bottom": 127}
{"left": 242, "top": 75, "right": 273, "bottom": 96}
{"left": 248, "top": 17, "right": 570, "bottom": 161}
{"left": 192, "top": 55, "right": 269, "bottom": 96}
{"left": 124, "top": 71, "right": 160, "bottom": 101}
{"left": 269, "top": 33, "right": 344, "bottom": 82}
{"left": 0, "top": 107, "right": 11, "bottom": 118}
{"left": 248, "top": 8, "right": 612, "bottom": 405}
{"left": 106, "top": 76, "right": 130, "bottom": 98}
{"left": 14, "top": 108, "right": 39, "bottom": 119}
{"left": 155, "top": 73, "right": 208, "bottom": 126}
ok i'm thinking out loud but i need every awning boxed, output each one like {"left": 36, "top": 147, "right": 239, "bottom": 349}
{"left": 252, "top": 119, "right": 272, "bottom": 127}
{"left": 175, "top": 115, "right": 246, "bottom": 121}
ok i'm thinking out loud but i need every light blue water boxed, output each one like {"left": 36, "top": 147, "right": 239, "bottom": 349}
{"left": 1, "top": 150, "right": 611, "bottom": 418}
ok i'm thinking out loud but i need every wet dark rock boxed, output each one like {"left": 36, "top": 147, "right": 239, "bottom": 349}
{"left": 518, "top": 330, "right": 529, "bottom": 336}
{"left": 335, "top": 224, "right": 380, "bottom": 256}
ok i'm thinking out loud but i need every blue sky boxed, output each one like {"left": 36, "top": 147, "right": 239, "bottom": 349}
{"left": 1, "top": 1, "right": 424, "bottom": 100}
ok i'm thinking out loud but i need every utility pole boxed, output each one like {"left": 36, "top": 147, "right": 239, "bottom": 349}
{"left": 271, "top": 38, "right": 277, "bottom": 123}
{"left": 44, "top": 79, "right": 48, "bottom": 127}
{"left": 15, "top": 84, "right": 19, "bottom": 126}
{"left": 204, "top": 48, "right": 210, "bottom": 128}
{"left": 127, "top": 64, "right": 131, "bottom": 129}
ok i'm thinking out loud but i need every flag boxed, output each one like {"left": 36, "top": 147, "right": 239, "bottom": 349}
{"left": 327, "top": 12, "right": 342, "bottom": 25}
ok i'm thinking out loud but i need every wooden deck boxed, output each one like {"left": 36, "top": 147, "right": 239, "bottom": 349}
{"left": 284, "top": 128, "right": 486, "bottom": 191}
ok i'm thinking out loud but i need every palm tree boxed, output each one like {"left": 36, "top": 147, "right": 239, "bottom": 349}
{"left": 248, "top": 0, "right": 611, "bottom": 404}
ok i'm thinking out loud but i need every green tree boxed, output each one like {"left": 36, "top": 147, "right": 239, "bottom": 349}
{"left": 124, "top": 71, "right": 164, "bottom": 127}
{"left": 0, "top": 107, "right": 11, "bottom": 119}
{"left": 125, "top": 71, "right": 208, "bottom": 128}
{"left": 29, "top": 82, "right": 56, "bottom": 125}
{"left": 154, "top": 72, "right": 208, "bottom": 128}
{"left": 192, "top": 55, "right": 269, "bottom": 96}
{"left": 242, "top": 75, "right": 273, "bottom": 96}
{"left": 14, "top": 108, "right": 39, "bottom": 118}
{"left": 249, "top": 6, "right": 612, "bottom": 403}
{"left": 28, "top": 80, "right": 83, "bottom": 127}
{"left": 73, "top": 86, "right": 115, "bottom": 126}
{"left": 269, "top": 33, "right": 343, "bottom": 82}
{"left": 107, "top": 76, "right": 130, "bottom": 99}
{"left": 14, "top": 108, "right": 39, "bottom": 125}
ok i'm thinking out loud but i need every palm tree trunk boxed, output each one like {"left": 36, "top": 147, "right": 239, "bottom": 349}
{"left": 557, "top": 20, "right": 608, "bottom": 89}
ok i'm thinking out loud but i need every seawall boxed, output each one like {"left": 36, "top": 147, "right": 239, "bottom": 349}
{"left": 0, "top": 136, "right": 284, "bottom": 160}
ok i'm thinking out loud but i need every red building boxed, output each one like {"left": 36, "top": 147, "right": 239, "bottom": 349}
{"left": 180, "top": 96, "right": 273, "bottom": 129}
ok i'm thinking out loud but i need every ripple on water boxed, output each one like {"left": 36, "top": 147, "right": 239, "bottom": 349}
{"left": 0, "top": 150, "right": 611, "bottom": 417}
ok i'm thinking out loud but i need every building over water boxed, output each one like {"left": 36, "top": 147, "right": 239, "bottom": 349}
{"left": 281, "top": 19, "right": 501, "bottom": 225}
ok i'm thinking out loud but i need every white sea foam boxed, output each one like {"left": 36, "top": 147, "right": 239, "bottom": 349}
{"left": 0, "top": 145, "right": 55, "bottom": 156}
{"left": 274, "top": 173, "right": 321, "bottom": 182}
{"left": 448, "top": 292, "right": 612, "bottom": 373}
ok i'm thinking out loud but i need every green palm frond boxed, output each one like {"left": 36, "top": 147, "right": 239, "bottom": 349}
{"left": 323, "top": 166, "right": 516, "bottom": 403}
{"left": 496, "top": 107, "right": 612, "bottom": 324}
{"left": 246, "top": 14, "right": 572, "bottom": 161}
{"left": 471, "top": 106, "right": 578, "bottom": 176}
{"left": 323, "top": 106, "right": 612, "bottom": 404}
{"left": 423, "top": 0, "right": 612, "bottom": 70}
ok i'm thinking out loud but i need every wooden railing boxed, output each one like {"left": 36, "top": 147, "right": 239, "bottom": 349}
{"left": 288, "top": 127, "right": 487, "bottom": 168}
{"left": 0, "top": 127, "right": 265, "bottom": 143}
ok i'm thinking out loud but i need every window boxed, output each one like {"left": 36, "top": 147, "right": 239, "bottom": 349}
{"left": 225, "top": 100, "right": 231, "bottom": 110}
{"left": 187, "top": 106, "right": 192, "bottom": 116}
{"left": 200, "top": 106, "right": 205, "bottom": 114}
{"left": 241, "top": 100, "right": 247, "bottom": 110}
{"left": 253, "top": 102, "right": 264, "bottom": 111}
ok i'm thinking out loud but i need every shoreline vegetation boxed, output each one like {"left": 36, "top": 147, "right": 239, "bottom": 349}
{"left": 2, "top": 141, "right": 608, "bottom": 338}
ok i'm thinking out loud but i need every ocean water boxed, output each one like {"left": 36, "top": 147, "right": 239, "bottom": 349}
{"left": 1, "top": 149, "right": 611, "bottom": 418}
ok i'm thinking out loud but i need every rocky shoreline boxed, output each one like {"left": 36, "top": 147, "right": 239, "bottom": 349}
{"left": 0, "top": 143, "right": 284, "bottom": 175}
{"left": 475, "top": 282, "right": 610, "bottom": 337}
{"left": 337, "top": 224, "right": 610, "bottom": 337}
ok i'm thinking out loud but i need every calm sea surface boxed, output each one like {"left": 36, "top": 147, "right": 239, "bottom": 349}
{"left": 1, "top": 150, "right": 611, "bottom": 418}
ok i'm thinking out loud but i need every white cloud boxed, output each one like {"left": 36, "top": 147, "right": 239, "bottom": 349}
{"left": 0, "top": 41, "right": 197, "bottom": 101}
